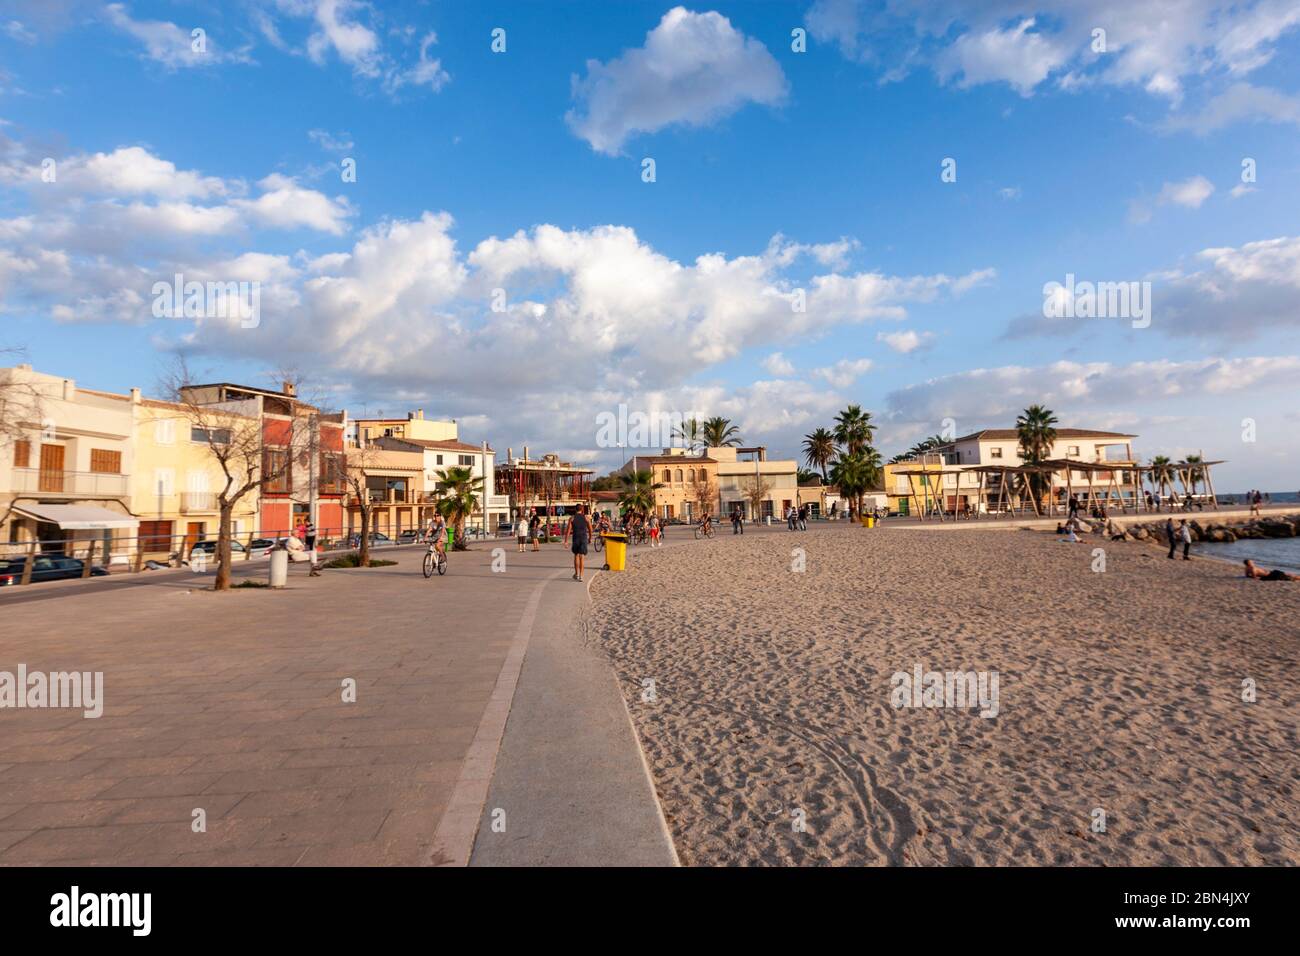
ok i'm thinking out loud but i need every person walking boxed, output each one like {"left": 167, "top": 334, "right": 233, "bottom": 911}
{"left": 564, "top": 504, "right": 591, "bottom": 582}
{"left": 1165, "top": 517, "right": 1178, "bottom": 559}
{"left": 529, "top": 509, "right": 541, "bottom": 552}
{"left": 1177, "top": 519, "right": 1192, "bottom": 560}
{"left": 1250, "top": 489, "right": 1262, "bottom": 516}
{"left": 732, "top": 508, "right": 744, "bottom": 534}
{"left": 515, "top": 516, "right": 528, "bottom": 553}
{"left": 798, "top": 504, "right": 809, "bottom": 531}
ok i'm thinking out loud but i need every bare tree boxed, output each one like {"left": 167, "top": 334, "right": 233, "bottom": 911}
{"left": 342, "top": 439, "right": 382, "bottom": 567}
{"left": 0, "top": 350, "right": 44, "bottom": 537}
{"left": 743, "top": 474, "right": 772, "bottom": 523}
{"left": 163, "top": 358, "right": 315, "bottom": 591}
{"left": 688, "top": 469, "right": 718, "bottom": 519}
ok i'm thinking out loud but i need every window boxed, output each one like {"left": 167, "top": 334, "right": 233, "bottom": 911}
{"left": 191, "top": 426, "right": 231, "bottom": 445}
{"left": 13, "top": 439, "right": 30, "bottom": 468}
{"left": 153, "top": 468, "right": 175, "bottom": 496}
{"left": 319, "top": 452, "right": 345, "bottom": 493}
{"left": 675, "top": 469, "right": 683, "bottom": 482}
{"left": 263, "top": 449, "right": 290, "bottom": 493}
{"left": 458, "top": 454, "right": 474, "bottom": 467}
{"left": 990, "top": 447, "right": 1003, "bottom": 459}
{"left": 436, "top": 454, "right": 443, "bottom": 465}
{"left": 90, "top": 449, "right": 122, "bottom": 474}
{"left": 663, "top": 469, "right": 671, "bottom": 481}
{"left": 154, "top": 419, "right": 175, "bottom": 445}
{"left": 1068, "top": 445, "right": 1080, "bottom": 456}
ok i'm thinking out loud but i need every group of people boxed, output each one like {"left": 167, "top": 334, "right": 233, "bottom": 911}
{"left": 1245, "top": 489, "right": 1266, "bottom": 515}
{"left": 785, "top": 504, "right": 810, "bottom": 531}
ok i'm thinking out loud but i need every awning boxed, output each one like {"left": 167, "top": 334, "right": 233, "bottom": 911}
{"left": 12, "top": 504, "right": 140, "bottom": 531}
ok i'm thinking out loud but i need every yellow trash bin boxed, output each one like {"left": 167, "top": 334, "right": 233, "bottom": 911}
{"left": 866, "top": 516, "right": 876, "bottom": 528}
{"left": 603, "top": 533, "right": 628, "bottom": 571}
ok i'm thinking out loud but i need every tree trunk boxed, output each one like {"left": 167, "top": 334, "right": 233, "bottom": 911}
{"left": 454, "top": 514, "right": 468, "bottom": 551}
{"left": 215, "top": 501, "right": 234, "bottom": 591}
{"left": 359, "top": 504, "right": 371, "bottom": 568}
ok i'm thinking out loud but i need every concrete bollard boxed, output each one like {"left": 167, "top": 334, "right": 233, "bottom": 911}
{"left": 269, "top": 549, "right": 288, "bottom": 588}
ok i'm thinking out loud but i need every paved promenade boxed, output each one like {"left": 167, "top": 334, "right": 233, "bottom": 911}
{"left": 0, "top": 538, "right": 675, "bottom": 865}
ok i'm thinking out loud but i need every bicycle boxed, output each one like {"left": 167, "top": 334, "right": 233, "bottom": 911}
{"left": 694, "top": 522, "right": 715, "bottom": 539}
{"left": 422, "top": 543, "right": 447, "bottom": 578}
{"left": 593, "top": 532, "right": 605, "bottom": 553}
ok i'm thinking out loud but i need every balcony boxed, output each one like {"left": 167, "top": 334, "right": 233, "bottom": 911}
{"left": 180, "top": 492, "right": 219, "bottom": 513}
{"left": 11, "top": 468, "right": 129, "bottom": 498}
{"left": 366, "top": 489, "right": 412, "bottom": 504}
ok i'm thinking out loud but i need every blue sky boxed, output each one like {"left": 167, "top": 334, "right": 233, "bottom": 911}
{"left": 2, "top": 0, "right": 1299, "bottom": 490}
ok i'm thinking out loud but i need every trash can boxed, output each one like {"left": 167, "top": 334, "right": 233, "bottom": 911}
{"left": 603, "top": 533, "right": 628, "bottom": 571}
{"left": 269, "top": 549, "right": 288, "bottom": 588}
{"left": 446, "top": 528, "right": 455, "bottom": 548}
{"left": 865, "top": 516, "right": 876, "bottom": 528}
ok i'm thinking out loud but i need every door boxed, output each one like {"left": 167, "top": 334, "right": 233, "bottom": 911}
{"left": 39, "top": 444, "right": 65, "bottom": 492}
{"left": 183, "top": 522, "right": 204, "bottom": 558}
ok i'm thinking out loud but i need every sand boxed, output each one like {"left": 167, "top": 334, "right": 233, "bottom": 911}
{"left": 588, "top": 524, "right": 1299, "bottom": 866}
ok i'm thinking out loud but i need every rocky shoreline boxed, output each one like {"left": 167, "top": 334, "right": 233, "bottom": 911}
{"left": 1069, "top": 512, "right": 1300, "bottom": 544}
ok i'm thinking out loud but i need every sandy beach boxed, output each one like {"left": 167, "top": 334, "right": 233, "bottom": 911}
{"left": 589, "top": 524, "right": 1299, "bottom": 866}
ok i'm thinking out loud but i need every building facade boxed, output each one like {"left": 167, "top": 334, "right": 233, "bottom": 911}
{"left": 1, "top": 365, "right": 138, "bottom": 558}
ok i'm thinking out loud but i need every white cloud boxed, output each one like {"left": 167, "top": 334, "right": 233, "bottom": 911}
{"left": 762, "top": 352, "right": 796, "bottom": 376}
{"left": 806, "top": 0, "right": 1300, "bottom": 118}
{"left": 30, "top": 146, "right": 229, "bottom": 200}
{"left": 308, "top": 129, "right": 354, "bottom": 153}
{"left": 3, "top": 20, "right": 36, "bottom": 44}
{"left": 999, "top": 186, "right": 1022, "bottom": 200}
{"left": 231, "top": 174, "right": 352, "bottom": 234}
{"left": 936, "top": 19, "right": 1068, "bottom": 96}
{"left": 1161, "top": 82, "right": 1300, "bottom": 134}
{"left": 305, "top": 0, "right": 382, "bottom": 75}
{"left": 877, "top": 329, "right": 934, "bottom": 353}
{"left": 104, "top": 3, "right": 251, "bottom": 69}
{"left": 566, "top": 6, "right": 788, "bottom": 155}
{"left": 1160, "top": 175, "right": 1215, "bottom": 209}
{"left": 884, "top": 356, "right": 1300, "bottom": 426}
{"left": 812, "top": 358, "right": 873, "bottom": 388}
{"left": 383, "top": 31, "right": 449, "bottom": 93}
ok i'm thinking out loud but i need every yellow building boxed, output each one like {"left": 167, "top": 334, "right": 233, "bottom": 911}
{"left": 623, "top": 453, "right": 719, "bottom": 520}
{"left": 344, "top": 440, "right": 427, "bottom": 539}
{"left": 129, "top": 395, "right": 260, "bottom": 560}
{"left": 353, "top": 409, "right": 459, "bottom": 444}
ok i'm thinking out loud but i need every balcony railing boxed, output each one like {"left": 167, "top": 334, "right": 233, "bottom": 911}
{"left": 11, "top": 468, "right": 129, "bottom": 497}
{"left": 366, "top": 489, "right": 411, "bottom": 504}
{"left": 180, "top": 492, "right": 218, "bottom": 513}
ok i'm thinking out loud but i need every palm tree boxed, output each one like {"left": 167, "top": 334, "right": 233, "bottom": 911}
{"left": 833, "top": 404, "right": 875, "bottom": 455}
{"left": 1184, "top": 453, "right": 1204, "bottom": 499}
{"left": 1148, "top": 455, "right": 1175, "bottom": 507}
{"left": 1015, "top": 404, "right": 1059, "bottom": 504}
{"left": 672, "top": 416, "right": 704, "bottom": 453}
{"left": 435, "top": 466, "right": 484, "bottom": 551}
{"left": 802, "top": 427, "right": 838, "bottom": 480}
{"left": 888, "top": 453, "right": 911, "bottom": 465}
{"left": 702, "top": 416, "right": 741, "bottom": 448}
{"left": 829, "top": 453, "right": 867, "bottom": 516}
{"left": 617, "top": 469, "right": 662, "bottom": 516}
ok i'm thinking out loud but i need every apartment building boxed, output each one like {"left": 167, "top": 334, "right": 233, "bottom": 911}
{"left": 178, "top": 381, "right": 348, "bottom": 539}
{"left": 343, "top": 440, "right": 426, "bottom": 538}
{"left": 129, "top": 395, "right": 260, "bottom": 558}
{"left": 619, "top": 446, "right": 801, "bottom": 520}
{"left": 359, "top": 410, "right": 508, "bottom": 530}
{"left": 0, "top": 365, "right": 138, "bottom": 556}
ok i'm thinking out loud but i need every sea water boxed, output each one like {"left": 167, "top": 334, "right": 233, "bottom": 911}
{"left": 1193, "top": 537, "right": 1300, "bottom": 572}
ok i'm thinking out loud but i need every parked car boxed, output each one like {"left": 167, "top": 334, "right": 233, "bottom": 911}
{"left": 187, "top": 540, "right": 247, "bottom": 565}
{"left": 247, "top": 538, "right": 281, "bottom": 557}
{"left": 0, "top": 555, "right": 110, "bottom": 586}
{"left": 347, "top": 532, "right": 394, "bottom": 548}
{"left": 497, "top": 522, "right": 514, "bottom": 537}
{"left": 398, "top": 530, "right": 421, "bottom": 544}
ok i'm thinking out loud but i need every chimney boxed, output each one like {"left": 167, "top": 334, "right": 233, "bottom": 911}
{"left": 283, "top": 381, "right": 296, "bottom": 398}
{"left": 130, "top": 387, "right": 141, "bottom": 404}
{"left": 417, "top": 408, "right": 424, "bottom": 420}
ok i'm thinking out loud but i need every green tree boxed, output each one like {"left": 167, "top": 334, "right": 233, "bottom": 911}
{"left": 672, "top": 416, "right": 705, "bottom": 453}
{"left": 617, "top": 469, "right": 662, "bottom": 516}
{"left": 702, "top": 416, "right": 742, "bottom": 448}
{"left": 435, "top": 466, "right": 484, "bottom": 551}
{"left": 802, "top": 427, "right": 838, "bottom": 480}
{"left": 833, "top": 404, "right": 875, "bottom": 455}
{"left": 1015, "top": 405, "right": 1059, "bottom": 503}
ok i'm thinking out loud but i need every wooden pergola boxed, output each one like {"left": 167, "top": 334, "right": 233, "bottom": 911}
{"left": 1130, "top": 459, "right": 1225, "bottom": 512}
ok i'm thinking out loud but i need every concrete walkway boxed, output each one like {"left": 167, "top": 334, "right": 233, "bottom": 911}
{"left": 468, "top": 557, "right": 678, "bottom": 866}
{"left": 0, "top": 535, "right": 684, "bottom": 866}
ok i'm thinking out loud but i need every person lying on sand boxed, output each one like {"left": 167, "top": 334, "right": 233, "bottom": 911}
{"left": 1243, "top": 559, "right": 1298, "bottom": 581}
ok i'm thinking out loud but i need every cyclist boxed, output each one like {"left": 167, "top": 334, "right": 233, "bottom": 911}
{"left": 699, "top": 512, "right": 713, "bottom": 537}
{"left": 428, "top": 512, "right": 447, "bottom": 562}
